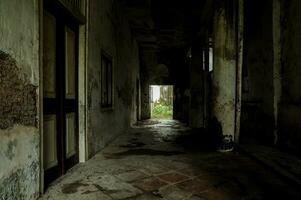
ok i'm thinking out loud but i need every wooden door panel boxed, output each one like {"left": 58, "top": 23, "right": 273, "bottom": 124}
{"left": 43, "top": 12, "right": 57, "bottom": 99}
{"left": 43, "top": 11, "right": 61, "bottom": 188}
{"left": 65, "top": 27, "right": 76, "bottom": 100}
{"left": 43, "top": 11, "right": 58, "bottom": 169}
{"left": 43, "top": 11, "right": 57, "bottom": 115}
{"left": 65, "top": 112, "right": 76, "bottom": 158}
{"left": 43, "top": 115, "right": 58, "bottom": 170}
{"left": 64, "top": 25, "right": 78, "bottom": 171}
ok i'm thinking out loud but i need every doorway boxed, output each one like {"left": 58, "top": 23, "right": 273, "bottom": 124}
{"left": 42, "top": 7, "right": 79, "bottom": 188}
{"left": 150, "top": 85, "right": 173, "bottom": 119}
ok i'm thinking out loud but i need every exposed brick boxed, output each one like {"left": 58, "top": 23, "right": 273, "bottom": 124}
{"left": 0, "top": 51, "right": 37, "bottom": 129}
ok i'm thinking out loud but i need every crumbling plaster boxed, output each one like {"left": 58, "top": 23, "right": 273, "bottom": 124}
{"left": 0, "top": 0, "right": 40, "bottom": 199}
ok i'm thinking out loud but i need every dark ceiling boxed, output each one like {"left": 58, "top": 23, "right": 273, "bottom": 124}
{"left": 117, "top": 0, "right": 214, "bottom": 50}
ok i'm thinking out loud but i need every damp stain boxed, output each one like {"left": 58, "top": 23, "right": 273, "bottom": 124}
{"left": 105, "top": 148, "right": 185, "bottom": 159}
{"left": 5, "top": 139, "right": 17, "bottom": 160}
{"left": 62, "top": 182, "right": 89, "bottom": 194}
{"left": 93, "top": 184, "right": 120, "bottom": 195}
{"left": 80, "top": 184, "right": 108, "bottom": 195}
{"left": 119, "top": 141, "right": 146, "bottom": 148}
{"left": 0, "top": 162, "right": 39, "bottom": 200}
{"left": 93, "top": 184, "right": 106, "bottom": 192}
{"left": 152, "top": 190, "right": 164, "bottom": 198}
{"left": 82, "top": 190, "right": 97, "bottom": 194}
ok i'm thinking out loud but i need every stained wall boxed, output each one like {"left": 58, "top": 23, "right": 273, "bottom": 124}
{"left": 0, "top": 0, "right": 40, "bottom": 199}
{"left": 240, "top": 0, "right": 275, "bottom": 144}
{"left": 278, "top": 0, "right": 301, "bottom": 153}
{"left": 87, "top": 0, "right": 140, "bottom": 157}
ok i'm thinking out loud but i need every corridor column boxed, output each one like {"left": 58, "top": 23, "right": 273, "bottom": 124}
{"left": 141, "top": 81, "right": 151, "bottom": 120}
{"left": 212, "top": 0, "right": 238, "bottom": 146}
{"left": 140, "top": 49, "right": 154, "bottom": 120}
{"left": 189, "top": 42, "right": 205, "bottom": 128}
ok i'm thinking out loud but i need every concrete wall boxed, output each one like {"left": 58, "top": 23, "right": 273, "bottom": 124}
{"left": 278, "top": 0, "right": 301, "bottom": 153}
{"left": 140, "top": 50, "right": 157, "bottom": 120}
{"left": 87, "top": 0, "right": 140, "bottom": 157}
{"left": 211, "top": 0, "right": 237, "bottom": 140}
{"left": 172, "top": 50, "right": 190, "bottom": 122}
{"left": 0, "top": 0, "right": 40, "bottom": 199}
{"left": 189, "top": 43, "right": 205, "bottom": 128}
{"left": 240, "top": 0, "right": 275, "bottom": 144}
{"left": 240, "top": 0, "right": 301, "bottom": 153}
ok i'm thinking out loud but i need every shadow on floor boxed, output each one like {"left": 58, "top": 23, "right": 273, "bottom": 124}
{"left": 40, "top": 119, "right": 301, "bottom": 200}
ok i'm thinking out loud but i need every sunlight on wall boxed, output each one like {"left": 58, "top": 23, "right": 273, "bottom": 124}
{"left": 150, "top": 85, "right": 160, "bottom": 102}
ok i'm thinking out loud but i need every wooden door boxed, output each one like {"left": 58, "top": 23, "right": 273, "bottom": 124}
{"left": 63, "top": 26, "right": 78, "bottom": 171}
{"left": 43, "top": 11, "right": 60, "bottom": 187}
{"left": 43, "top": 10, "right": 79, "bottom": 188}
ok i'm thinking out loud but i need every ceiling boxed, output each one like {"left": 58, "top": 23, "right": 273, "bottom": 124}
{"left": 117, "top": 0, "right": 214, "bottom": 51}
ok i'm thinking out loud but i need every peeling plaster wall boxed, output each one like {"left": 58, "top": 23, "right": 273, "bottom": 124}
{"left": 240, "top": 0, "right": 275, "bottom": 144}
{"left": 87, "top": 0, "right": 140, "bottom": 157}
{"left": 278, "top": 0, "right": 301, "bottom": 153}
{"left": 0, "top": 52, "right": 37, "bottom": 129}
{"left": 0, "top": 0, "right": 40, "bottom": 199}
{"left": 212, "top": 0, "right": 237, "bottom": 138}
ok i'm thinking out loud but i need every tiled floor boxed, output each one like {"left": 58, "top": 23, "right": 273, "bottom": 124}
{"left": 40, "top": 120, "right": 301, "bottom": 200}
{"left": 240, "top": 144, "right": 301, "bottom": 185}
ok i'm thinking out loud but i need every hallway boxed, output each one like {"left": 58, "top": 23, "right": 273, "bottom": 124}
{"left": 2, "top": 0, "right": 301, "bottom": 199}
{"left": 40, "top": 120, "right": 301, "bottom": 200}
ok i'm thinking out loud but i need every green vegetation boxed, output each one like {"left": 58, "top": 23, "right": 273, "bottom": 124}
{"left": 150, "top": 85, "right": 173, "bottom": 119}
{"left": 152, "top": 103, "right": 173, "bottom": 119}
